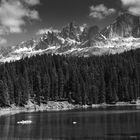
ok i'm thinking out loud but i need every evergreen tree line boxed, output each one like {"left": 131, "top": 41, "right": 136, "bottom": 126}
{"left": 0, "top": 49, "right": 140, "bottom": 107}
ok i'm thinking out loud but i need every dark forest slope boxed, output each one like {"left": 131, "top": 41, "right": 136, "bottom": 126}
{"left": 0, "top": 48, "right": 140, "bottom": 107}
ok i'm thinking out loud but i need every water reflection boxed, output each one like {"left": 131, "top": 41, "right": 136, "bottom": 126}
{"left": 0, "top": 106, "right": 140, "bottom": 140}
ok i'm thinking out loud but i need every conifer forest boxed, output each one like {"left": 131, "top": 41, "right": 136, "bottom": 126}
{"left": 0, "top": 49, "right": 140, "bottom": 107}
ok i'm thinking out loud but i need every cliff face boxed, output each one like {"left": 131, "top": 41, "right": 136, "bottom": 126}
{"left": 101, "top": 13, "right": 140, "bottom": 38}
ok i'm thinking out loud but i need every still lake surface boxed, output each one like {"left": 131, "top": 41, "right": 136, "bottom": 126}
{"left": 0, "top": 106, "right": 140, "bottom": 140}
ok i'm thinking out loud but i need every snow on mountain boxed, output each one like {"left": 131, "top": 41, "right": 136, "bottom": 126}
{"left": 1, "top": 13, "right": 140, "bottom": 63}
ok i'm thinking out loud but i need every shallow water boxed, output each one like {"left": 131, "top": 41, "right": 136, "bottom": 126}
{"left": 0, "top": 106, "right": 140, "bottom": 140}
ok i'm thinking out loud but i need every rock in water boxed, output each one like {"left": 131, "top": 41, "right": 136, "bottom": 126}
{"left": 73, "top": 121, "right": 77, "bottom": 124}
{"left": 17, "top": 120, "right": 32, "bottom": 125}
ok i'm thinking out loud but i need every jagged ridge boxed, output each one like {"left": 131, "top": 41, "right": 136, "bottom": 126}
{"left": 1, "top": 13, "right": 140, "bottom": 63}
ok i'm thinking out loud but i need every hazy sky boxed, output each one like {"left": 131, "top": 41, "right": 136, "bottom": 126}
{"left": 0, "top": 0, "right": 139, "bottom": 47}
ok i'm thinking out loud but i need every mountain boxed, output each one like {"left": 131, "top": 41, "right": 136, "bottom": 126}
{"left": 1, "top": 13, "right": 140, "bottom": 63}
{"left": 101, "top": 13, "right": 140, "bottom": 38}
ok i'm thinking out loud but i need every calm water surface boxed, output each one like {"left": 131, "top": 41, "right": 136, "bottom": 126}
{"left": 0, "top": 106, "right": 140, "bottom": 140}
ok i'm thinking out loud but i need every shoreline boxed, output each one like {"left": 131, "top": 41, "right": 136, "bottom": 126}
{"left": 0, "top": 101, "right": 80, "bottom": 117}
{"left": 0, "top": 101, "right": 140, "bottom": 117}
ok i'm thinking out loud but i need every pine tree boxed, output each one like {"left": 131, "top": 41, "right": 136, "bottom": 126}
{"left": 0, "top": 80, "right": 10, "bottom": 107}
{"left": 42, "top": 72, "right": 50, "bottom": 102}
{"left": 7, "top": 74, "right": 14, "bottom": 104}
{"left": 98, "top": 71, "right": 106, "bottom": 103}
{"left": 58, "top": 68, "right": 64, "bottom": 99}
{"left": 23, "top": 67, "right": 30, "bottom": 103}
{"left": 106, "top": 81, "right": 113, "bottom": 103}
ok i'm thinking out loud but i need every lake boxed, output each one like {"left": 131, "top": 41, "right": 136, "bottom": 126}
{"left": 0, "top": 106, "right": 140, "bottom": 140}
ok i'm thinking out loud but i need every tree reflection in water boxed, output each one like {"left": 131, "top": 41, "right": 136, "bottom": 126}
{"left": 0, "top": 106, "right": 140, "bottom": 140}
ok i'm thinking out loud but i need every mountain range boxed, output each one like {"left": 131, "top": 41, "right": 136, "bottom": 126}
{"left": 1, "top": 12, "right": 140, "bottom": 63}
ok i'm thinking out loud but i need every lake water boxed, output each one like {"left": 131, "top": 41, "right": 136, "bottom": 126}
{"left": 0, "top": 106, "right": 140, "bottom": 140}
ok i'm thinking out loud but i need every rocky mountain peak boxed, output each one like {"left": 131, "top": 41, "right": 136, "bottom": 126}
{"left": 101, "top": 12, "right": 140, "bottom": 39}
{"left": 1, "top": 13, "right": 140, "bottom": 63}
{"left": 60, "top": 21, "right": 82, "bottom": 41}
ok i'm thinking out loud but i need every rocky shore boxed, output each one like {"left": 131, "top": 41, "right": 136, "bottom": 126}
{"left": 0, "top": 100, "right": 140, "bottom": 117}
{"left": 0, "top": 101, "right": 80, "bottom": 116}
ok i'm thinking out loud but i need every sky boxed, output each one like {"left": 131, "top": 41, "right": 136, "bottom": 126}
{"left": 0, "top": 0, "right": 140, "bottom": 47}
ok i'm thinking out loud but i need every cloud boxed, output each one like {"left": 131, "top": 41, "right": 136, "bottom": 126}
{"left": 36, "top": 28, "right": 60, "bottom": 35}
{"left": 121, "top": 0, "right": 140, "bottom": 16}
{"left": 121, "top": 0, "right": 140, "bottom": 6}
{"left": 0, "top": 37, "right": 7, "bottom": 45}
{"left": 24, "top": 0, "right": 40, "bottom": 6}
{"left": 89, "top": 4, "right": 116, "bottom": 19}
{"left": 0, "top": 0, "right": 40, "bottom": 35}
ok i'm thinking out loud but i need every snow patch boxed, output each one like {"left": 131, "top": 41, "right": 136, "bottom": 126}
{"left": 14, "top": 47, "right": 33, "bottom": 53}
{"left": 66, "top": 38, "right": 81, "bottom": 45}
{"left": 57, "top": 36, "right": 65, "bottom": 44}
